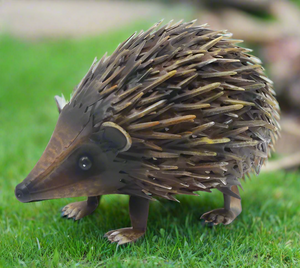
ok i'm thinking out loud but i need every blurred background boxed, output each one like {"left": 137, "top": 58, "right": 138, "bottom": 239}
{"left": 0, "top": 1, "right": 300, "bottom": 266}
{"left": 1, "top": 0, "right": 300, "bottom": 172}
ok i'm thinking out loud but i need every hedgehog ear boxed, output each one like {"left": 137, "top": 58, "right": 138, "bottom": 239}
{"left": 100, "top": 122, "right": 132, "bottom": 152}
{"left": 54, "top": 95, "right": 67, "bottom": 114}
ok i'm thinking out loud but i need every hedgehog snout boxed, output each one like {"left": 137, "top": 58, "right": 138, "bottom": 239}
{"left": 15, "top": 183, "right": 32, "bottom": 203}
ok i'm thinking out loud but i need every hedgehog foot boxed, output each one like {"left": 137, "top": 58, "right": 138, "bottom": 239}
{"left": 104, "top": 227, "right": 145, "bottom": 245}
{"left": 201, "top": 185, "right": 242, "bottom": 225}
{"left": 61, "top": 196, "right": 101, "bottom": 220}
{"left": 105, "top": 195, "right": 150, "bottom": 245}
{"left": 201, "top": 208, "right": 236, "bottom": 225}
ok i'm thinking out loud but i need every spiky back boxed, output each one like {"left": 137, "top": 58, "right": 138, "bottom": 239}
{"left": 71, "top": 21, "right": 280, "bottom": 200}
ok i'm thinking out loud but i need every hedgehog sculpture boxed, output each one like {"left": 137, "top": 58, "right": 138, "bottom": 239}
{"left": 15, "top": 21, "right": 280, "bottom": 245}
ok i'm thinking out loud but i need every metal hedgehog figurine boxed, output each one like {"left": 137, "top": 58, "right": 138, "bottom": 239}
{"left": 15, "top": 21, "right": 280, "bottom": 245}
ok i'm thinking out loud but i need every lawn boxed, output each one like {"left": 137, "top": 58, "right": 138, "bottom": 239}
{"left": 0, "top": 22, "right": 300, "bottom": 268}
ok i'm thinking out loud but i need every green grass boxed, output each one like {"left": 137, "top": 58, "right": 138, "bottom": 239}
{"left": 1, "top": 23, "right": 300, "bottom": 268}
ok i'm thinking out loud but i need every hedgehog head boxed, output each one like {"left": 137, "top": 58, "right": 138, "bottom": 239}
{"left": 15, "top": 59, "right": 136, "bottom": 202}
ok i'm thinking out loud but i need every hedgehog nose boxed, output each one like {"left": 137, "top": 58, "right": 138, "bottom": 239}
{"left": 15, "top": 183, "right": 31, "bottom": 203}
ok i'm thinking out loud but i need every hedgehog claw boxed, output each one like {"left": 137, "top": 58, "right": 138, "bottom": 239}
{"left": 104, "top": 227, "right": 145, "bottom": 245}
{"left": 61, "top": 200, "right": 98, "bottom": 221}
{"left": 201, "top": 208, "right": 236, "bottom": 225}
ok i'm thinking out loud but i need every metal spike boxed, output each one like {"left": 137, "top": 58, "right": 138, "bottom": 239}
{"left": 167, "top": 149, "right": 217, "bottom": 157}
{"left": 191, "top": 122, "right": 215, "bottom": 135}
{"left": 199, "top": 70, "right": 237, "bottom": 78}
{"left": 199, "top": 91, "right": 224, "bottom": 104}
{"left": 173, "top": 103, "right": 210, "bottom": 111}
{"left": 221, "top": 98, "right": 255, "bottom": 106}
{"left": 137, "top": 93, "right": 169, "bottom": 107}
{"left": 170, "top": 82, "right": 221, "bottom": 102}
{"left": 141, "top": 70, "right": 177, "bottom": 94}
{"left": 199, "top": 35, "right": 223, "bottom": 50}
{"left": 100, "top": 49, "right": 128, "bottom": 83}
{"left": 159, "top": 165, "right": 178, "bottom": 170}
{"left": 225, "top": 140, "right": 259, "bottom": 148}
{"left": 177, "top": 73, "right": 198, "bottom": 88}
{"left": 127, "top": 121, "right": 160, "bottom": 131}
{"left": 165, "top": 54, "right": 204, "bottom": 71}
{"left": 113, "top": 84, "right": 142, "bottom": 105}
{"left": 137, "top": 67, "right": 153, "bottom": 82}
{"left": 155, "top": 115, "right": 196, "bottom": 129}
{"left": 221, "top": 127, "right": 249, "bottom": 138}
{"left": 119, "top": 99, "right": 167, "bottom": 125}
{"left": 113, "top": 101, "right": 132, "bottom": 114}
{"left": 144, "top": 141, "right": 163, "bottom": 151}
{"left": 174, "top": 69, "right": 197, "bottom": 77}
{"left": 203, "top": 104, "right": 244, "bottom": 117}
{"left": 188, "top": 58, "right": 217, "bottom": 69}
{"left": 188, "top": 137, "right": 231, "bottom": 147}
{"left": 142, "top": 150, "right": 179, "bottom": 159}
{"left": 189, "top": 173, "right": 211, "bottom": 179}
{"left": 132, "top": 131, "right": 181, "bottom": 140}
{"left": 130, "top": 174, "right": 172, "bottom": 190}
{"left": 141, "top": 161, "right": 160, "bottom": 170}
{"left": 99, "top": 84, "right": 118, "bottom": 96}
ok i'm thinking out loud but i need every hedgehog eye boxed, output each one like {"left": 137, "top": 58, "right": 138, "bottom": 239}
{"left": 78, "top": 156, "right": 92, "bottom": 171}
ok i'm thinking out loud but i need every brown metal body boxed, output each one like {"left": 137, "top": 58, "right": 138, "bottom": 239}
{"left": 15, "top": 21, "right": 280, "bottom": 245}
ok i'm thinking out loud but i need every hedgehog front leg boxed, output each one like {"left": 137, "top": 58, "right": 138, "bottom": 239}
{"left": 62, "top": 196, "right": 101, "bottom": 220}
{"left": 105, "top": 196, "right": 149, "bottom": 245}
{"left": 201, "top": 185, "right": 242, "bottom": 225}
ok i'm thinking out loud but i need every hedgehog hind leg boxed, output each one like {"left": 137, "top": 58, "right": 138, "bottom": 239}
{"left": 200, "top": 185, "right": 242, "bottom": 225}
{"left": 61, "top": 195, "right": 101, "bottom": 220}
{"left": 105, "top": 196, "right": 149, "bottom": 245}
